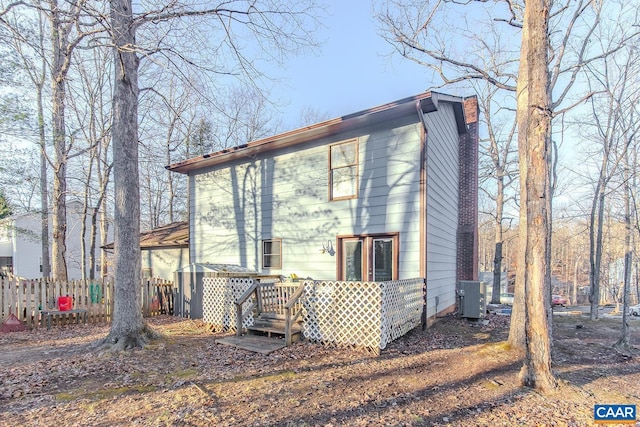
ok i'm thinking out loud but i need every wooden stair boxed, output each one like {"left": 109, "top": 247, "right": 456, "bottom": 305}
{"left": 215, "top": 312, "right": 302, "bottom": 354}
{"left": 248, "top": 313, "right": 302, "bottom": 340}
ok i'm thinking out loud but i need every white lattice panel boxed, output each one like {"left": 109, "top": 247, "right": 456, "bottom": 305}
{"left": 202, "top": 276, "right": 424, "bottom": 352}
{"left": 380, "top": 278, "right": 424, "bottom": 348}
{"left": 302, "top": 281, "right": 383, "bottom": 351}
{"left": 202, "top": 277, "right": 255, "bottom": 331}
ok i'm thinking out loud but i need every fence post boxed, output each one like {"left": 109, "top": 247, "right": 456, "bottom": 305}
{"left": 145, "top": 279, "right": 151, "bottom": 317}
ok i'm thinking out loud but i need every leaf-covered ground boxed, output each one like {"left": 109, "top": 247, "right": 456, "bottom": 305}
{"left": 1, "top": 312, "right": 639, "bottom": 426}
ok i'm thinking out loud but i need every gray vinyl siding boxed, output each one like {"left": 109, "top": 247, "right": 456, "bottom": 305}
{"left": 189, "top": 101, "right": 462, "bottom": 318}
{"left": 190, "top": 116, "right": 424, "bottom": 280}
{"left": 425, "top": 102, "right": 460, "bottom": 315}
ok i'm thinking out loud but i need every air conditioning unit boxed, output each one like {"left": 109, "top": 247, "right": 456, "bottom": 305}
{"left": 459, "top": 280, "right": 486, "bottom": 319}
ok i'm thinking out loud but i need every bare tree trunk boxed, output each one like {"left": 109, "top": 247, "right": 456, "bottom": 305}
{"left": 89, "top": 208, "right": 97, "bottom": 280}
{"left": 100, "top": 0, "right": 156, "bottom": 349}
{"left": 80, "top": 199, "right": 88, "bottom": 280}
{"left": 93, "top": 154, "right": 112, "bottom": 280}
{"left": 546, "top": 140, "right": 557, "bottom": 338}
{"left": 167, "top": 145, "right": 175, "bottom": 223}
{"left": 515, "top": 0, "right": 557, "bottom": 393}
{"left": 491, "top": 177, "right": 504, "bottom": 304}
{"left": 7, "top": 7, "right": 52, "bottom": 278}
{"left": 36, "top": 82, "right": 51, "bottom": 278}
{"left": 80, "top": 155, "right": 94, "bottom": 281}
{"left": 590, "top": 188, "right": 605, "bottom": 319}
{"left": 97, "top": 164, "right": 112, "bottom": 279}
{"left": 573, "top": 257, "right": 579, "bottom": 305}
{"left": 100, "top": 207, "right": 109, "bottom": 278}
{"left": 508, "top": 8, "right": 529, "bottom": 350}
{"left": 50, "top": 0, "right": 68, "bottom": 281}
{"left": 616, "top": 140, "right": 634, "bottom": 349}
{"left": 96, "top": 134, "right": 112, "bottom": 279}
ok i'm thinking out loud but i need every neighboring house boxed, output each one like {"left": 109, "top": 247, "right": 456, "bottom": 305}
{"left": 103, "top": 221, "right": 189, "bottom": 281}
{"left": 480, "top": 271, "right": 509, "bottom": 295}
{"left": 167, "top": 91, "right": 479, "bottom": 321}
{"left": 0, "top": 200, "right": 103, "bottom": 280}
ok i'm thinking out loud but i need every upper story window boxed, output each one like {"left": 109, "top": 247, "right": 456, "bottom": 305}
{"left": 329, "top": 139, "right": 358, "bottom": 200}
{"left": 262, "top": 239, "right": 282, "bottom": 269}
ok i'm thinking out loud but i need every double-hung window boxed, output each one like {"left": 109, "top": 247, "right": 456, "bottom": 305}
{"left": 330, "top": 139, "right": 358, "bottom": 200}
{"left": 262, "top": 239, "right": 282, "bottom": 269}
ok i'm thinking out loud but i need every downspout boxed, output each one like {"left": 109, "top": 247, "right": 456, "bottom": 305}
{"left": 416, "top": 100, "right": 429, "bottom": 329}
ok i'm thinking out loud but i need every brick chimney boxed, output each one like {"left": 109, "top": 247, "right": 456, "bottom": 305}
{"left": 457, "top": 96, "right": 479, "bottom": 281}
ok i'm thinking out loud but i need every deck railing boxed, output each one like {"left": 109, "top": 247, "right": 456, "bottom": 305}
{"left": 258, "top": 281, "right": 302, "bottom": 315}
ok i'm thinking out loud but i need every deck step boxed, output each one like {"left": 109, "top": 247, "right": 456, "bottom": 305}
{"left": 248, "top": 323, "right": 302, "bottom": 335}
{"left": 247, "top": 314, "right": 302, "bottom": 342}
{"left": 259, "top": 311, "right": 286, "bottom": 319}
{"left": 252, "top": 318, "right": 287, "bottom": 329}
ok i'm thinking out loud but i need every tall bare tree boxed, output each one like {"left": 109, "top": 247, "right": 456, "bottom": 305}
{"left": 48, "top": 0, "right": 97, "bottom": 281}
{"left": 615, "top": 157, "right": 633, "bottom": 350}
{"left": 102, "top": 0, "right": 320, "bottom": 349}
{"left": 515, "top": 0, "right": 556, "bottom": 392}
{"left": 2, "top": 0, "right": 104, "bottom": 280}
{"left": 101, "top": 0, "right": 153, "bottom": 349}
{"left": 0, "top": 7, "right": 51, "bottom": 276}
{"left": 377, "top": 0, "right": 639, "bottom": 391}
{"left": 68, "top": 44, "right": 113, "bottom": 280}
{"left": 475, "top": 84, "right": 518, "bottom": 304}
{"left": 582, "top": 41, "right": 640, "bottom": 320}
{"left": 377, "top": 0, "right": 640, "bottom": 352}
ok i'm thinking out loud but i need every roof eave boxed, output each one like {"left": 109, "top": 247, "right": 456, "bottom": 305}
{"left": 167, "top": 91, "right": 440, "bottom": 174}
{"left": 166, "top": 91, "right": 469, "bottom": 174}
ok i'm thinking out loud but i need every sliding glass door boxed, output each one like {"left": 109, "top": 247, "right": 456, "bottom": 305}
{"left": 338, "top": 234, "right": 398, "bottom": 282}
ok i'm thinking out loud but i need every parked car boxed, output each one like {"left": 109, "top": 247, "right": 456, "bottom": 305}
{"left": 500, "top": 293, "right": 514, "bottom": 305}
{"left": 628, "top": 304, "right": 640, "bottom": 316}
{"left": 552, "top": 294, "right": 568, "bottom": 307}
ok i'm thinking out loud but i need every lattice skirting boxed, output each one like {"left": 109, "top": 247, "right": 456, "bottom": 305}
{"left": 201, "top": 277, "right": 425, "bottom": 352}
{"left": 302, "top": 279, "right": 424, "bottom": 352}
{"left": 202, "top": 277, "right": 255, "bottom": 332}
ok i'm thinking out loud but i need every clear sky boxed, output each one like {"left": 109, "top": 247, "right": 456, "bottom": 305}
{"left": 274, "top": 0, "right": 435, "bottom": 130}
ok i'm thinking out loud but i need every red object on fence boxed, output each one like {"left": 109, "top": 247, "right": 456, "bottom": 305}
{"left": 1, "top": 313, "right": 26, "bottom": 333}
{"left": 58, "top": 296, "right": 72, "bottom": 311}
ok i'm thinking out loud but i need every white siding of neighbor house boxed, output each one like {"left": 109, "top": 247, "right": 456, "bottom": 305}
{"left": 0, "top": 201, "right": 103, "bottom": 279}
{"left": 424, "top": 102, "right": 460, "bottom": 315}
{"left": 142, "top": 247, "right": 189, "bottom": 281}
{"left": 191, "top": 115, "right": 424, "bottom": 280}
{"left": 9, "top": 214, "right": 42, "bottom": 279}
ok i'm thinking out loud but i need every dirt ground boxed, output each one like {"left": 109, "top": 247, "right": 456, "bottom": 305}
{"left": 1, "top": 311, "right": 639, "bottom": 427}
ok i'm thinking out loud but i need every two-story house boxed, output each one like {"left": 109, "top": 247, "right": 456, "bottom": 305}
{"left": 167, "top": 91, "right": 478, "bottom": 321}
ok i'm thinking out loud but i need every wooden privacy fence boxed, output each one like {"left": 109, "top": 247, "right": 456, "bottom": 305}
{"left": 0, "top": 277, "right": 174, "bottom": 329}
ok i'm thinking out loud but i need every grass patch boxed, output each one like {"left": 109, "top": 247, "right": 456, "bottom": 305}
{"left": 54, "top": 392, "right": 76, "bottom": 401}
{"left": 478, "top": 341, "right": 514, "bottom": 354}
{"left": 170, "top": 368, "right": 197, "bottom": 379}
